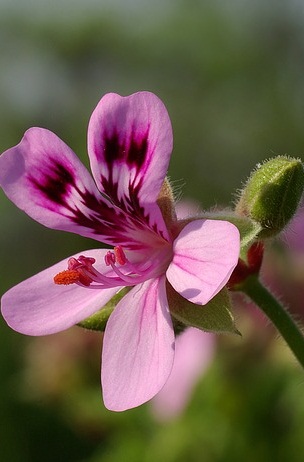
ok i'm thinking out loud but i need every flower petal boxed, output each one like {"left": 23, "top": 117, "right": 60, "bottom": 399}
{"left": 151, "top": 328, "right": 215, "bottom": 420}
{"left": 1, "top": 249, "right": 119, "bottom": 336}
{"left": 0, "top": 127, "right": 166, "bottom": 249}
{"left": 166, "top": 220, "right": 240, "bottom": 304}
{"left": 88, "top": 92, "right": 173, "bottom": 241}
{"left": 102, "top": 276, "right": 175, "bottom": 411}
{"left": 0, "top": 128, "right": 103, "bottom": 239}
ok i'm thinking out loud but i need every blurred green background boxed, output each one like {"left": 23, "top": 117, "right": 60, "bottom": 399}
{"left": 1, "top": 0, "right": 304, "bottom": 460}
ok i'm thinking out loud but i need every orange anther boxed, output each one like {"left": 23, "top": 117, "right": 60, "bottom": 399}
{"left": 54, "top": 270, "right": 81, "bottom": 285}
{"left": 114, "top": 246, "right": 127, "bottom": 265}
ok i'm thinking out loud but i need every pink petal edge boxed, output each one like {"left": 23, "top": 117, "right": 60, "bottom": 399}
{"left": 151, "top": 328, "right": 215, "bottom": 421}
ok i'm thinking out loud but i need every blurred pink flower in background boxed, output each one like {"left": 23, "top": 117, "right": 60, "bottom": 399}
{"left": 151, "top": 327, "right": 215, "bottom": 421}
{"left": 281, "top": 203, "right": 304, "bottom": 252}
{"left": 262, "top": 203, "right": 304, "bottom": 321}
{"left": 174, "top": 199, "right": 201, "bottom": 219}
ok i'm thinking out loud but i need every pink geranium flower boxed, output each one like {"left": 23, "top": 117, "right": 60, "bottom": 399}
{"left": 0, "top": 91, "right": 240, "bottom": 411}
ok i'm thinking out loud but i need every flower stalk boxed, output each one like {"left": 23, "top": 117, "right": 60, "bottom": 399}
{"left": 240, "top": 275, "right": 304, "bottom": 368}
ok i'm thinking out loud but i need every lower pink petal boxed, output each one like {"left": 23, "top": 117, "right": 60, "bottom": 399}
{"left": 166, "top": 219, "right": 240, "bottom": 304}
{"left": 1, "top": 249, "right": 119, "bottom": 335}
{"left": 102, "top": 276, "right": 175, "bottom": 411}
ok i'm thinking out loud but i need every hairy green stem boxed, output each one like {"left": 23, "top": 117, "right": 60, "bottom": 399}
{"left": 241, "top": 275, "right": 304, "bottom": 368}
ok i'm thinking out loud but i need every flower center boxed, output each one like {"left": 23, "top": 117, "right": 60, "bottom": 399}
{"left": 53, "top": 245, "right": 170, "bottom": 289}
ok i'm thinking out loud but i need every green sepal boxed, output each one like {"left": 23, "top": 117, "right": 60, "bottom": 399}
{"left": 168, "top": 284, "right": 240, "bottom": 335}
{"left": 77, "top": 287, "right": 131, "bottom": 332}
{"left": 236, "top": 156, "right": 304, "bottom": 238}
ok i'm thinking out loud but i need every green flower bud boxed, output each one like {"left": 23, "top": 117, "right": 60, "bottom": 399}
{"left": 236, "top": 156, "right": 304, "bottom": 238}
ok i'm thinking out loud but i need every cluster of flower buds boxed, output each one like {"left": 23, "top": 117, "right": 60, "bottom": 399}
{"left": 228, "top": 156, "right": 304, "bottom": 287}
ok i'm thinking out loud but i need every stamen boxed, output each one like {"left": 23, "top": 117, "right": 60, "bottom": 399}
{"left": 105, "top": 251, "right": 116, "bottom": 266}
{"left": 54, "top": 270, "right": 82, "bottom": 285}
{"left": 54, "top": 263, "right": 93, "bottom": 286}
{"left": 109, "top": 263, "right": 142, "bottom": 284}
{"left": 70, "top": 255, "right": 96, "bottom": 268}
{"left": 54, "top": 246, "right": 158, "bottom": 289}
{"left": 103, "top": 245, "right": 140, "bottom": 283}
{"left": 114, "top": 246, "right": 127, "bottom": 265}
